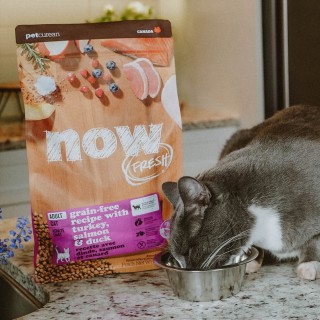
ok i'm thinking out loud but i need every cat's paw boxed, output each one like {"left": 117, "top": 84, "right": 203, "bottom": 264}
{"left": 297, "top": 261, "right": 320, "bottom": 280}
{"left": 245, "top": 260, "right": 262, "bottom": 274}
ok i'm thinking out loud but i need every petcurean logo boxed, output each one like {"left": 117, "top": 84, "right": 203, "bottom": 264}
{"left": 25, "top": 32, "right": 60, "bottom": 40}
{"left": 137, "top": 26, "right": 161, "bottom": 34}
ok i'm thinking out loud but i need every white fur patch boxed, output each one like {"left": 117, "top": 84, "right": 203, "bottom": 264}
{"left": 297, "top": 261, "right": 320, "bottom": 280}
{"left": 247, "top": 204, "right": 283, "bottom": 251}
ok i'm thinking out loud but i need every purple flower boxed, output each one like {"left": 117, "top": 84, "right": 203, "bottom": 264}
{"left": 0, "top": 215, "right": 32, "bottom": 264}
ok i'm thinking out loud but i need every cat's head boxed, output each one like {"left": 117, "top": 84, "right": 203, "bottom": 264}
{"left": 163, "top": 176, "right": 247, "bottom": 269}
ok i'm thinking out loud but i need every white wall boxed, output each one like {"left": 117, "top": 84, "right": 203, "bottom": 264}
{"left": 159, "top": 0, "right": 265, "bottom": 128}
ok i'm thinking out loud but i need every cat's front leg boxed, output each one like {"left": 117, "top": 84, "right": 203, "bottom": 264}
{"left": 297, "top": 235, "right": 320, "bottom": 280}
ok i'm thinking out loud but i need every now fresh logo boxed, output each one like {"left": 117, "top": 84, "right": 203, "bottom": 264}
{"left": 25, "top": 32, "right": 60, "bottom": 40}
{"left": 45, "top": 123, "right": 173, "bottom": 186}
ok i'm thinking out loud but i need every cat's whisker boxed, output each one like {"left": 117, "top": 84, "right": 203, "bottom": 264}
{"left": 206, "top": 229, "right": 249, "bottom": 255}
{"left": 207, "top": 246, "right": 244, "bottom": 268}
{"left": 215, "top": 224, "right": 235, "bottom": 240}
{"left": 200, "top": 230, "right": 250, "bottom": 269}
{"left": 170, "top": 237, "right": 179, "bottom": 247}
{"left": 201, "top": 234, "right": 248, "bottom": 269}
{"left": 169, "top": 237, "right": 186, "bottom": 268}
{"left": 201, "top": 244, "right": 244, "bottom": 269}
{"left": 214, "top": 230, "right": 249, "bottom": 252}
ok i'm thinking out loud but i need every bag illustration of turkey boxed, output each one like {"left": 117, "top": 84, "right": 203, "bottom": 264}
{"left": 15, "top": 20, "right": 183, "bottom": 283}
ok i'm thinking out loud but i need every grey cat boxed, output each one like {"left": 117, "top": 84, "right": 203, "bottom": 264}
{"left": 163, "top": 105, "right": 320, "bottom": 280}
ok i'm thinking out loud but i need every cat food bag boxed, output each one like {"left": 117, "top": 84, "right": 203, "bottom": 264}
{"left": 15, "top": 20, "right": 182, "bottom": 283}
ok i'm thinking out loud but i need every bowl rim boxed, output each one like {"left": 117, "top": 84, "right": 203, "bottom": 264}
{"left": 153, "top": 247, "right": 259, "bottom": 273}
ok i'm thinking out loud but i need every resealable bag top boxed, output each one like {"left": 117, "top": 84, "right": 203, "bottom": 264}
{"left": 15, "top": 20, "right": 182, "bottom": 283}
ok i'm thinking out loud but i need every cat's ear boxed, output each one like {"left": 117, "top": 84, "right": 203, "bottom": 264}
{"left": 178, "top": 176, "right": 211, "bottom": 208}
{"left": 162, "top": 182, "right": 180, "bottom": 208}
{"left": 178, "top": 177, "right": 211, "bottom": 239}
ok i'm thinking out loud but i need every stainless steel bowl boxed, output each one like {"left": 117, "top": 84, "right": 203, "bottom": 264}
{"left": 154, "top": 247, "right": 258, "bottom": 302}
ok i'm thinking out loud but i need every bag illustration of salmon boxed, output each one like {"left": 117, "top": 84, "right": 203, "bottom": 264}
{"left": 15, "top": 20, "right": 183, "bottom": 283}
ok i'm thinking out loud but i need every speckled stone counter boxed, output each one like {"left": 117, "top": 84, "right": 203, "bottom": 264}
{"left": 1, "top": 218, "right": 320, "bottom": 320}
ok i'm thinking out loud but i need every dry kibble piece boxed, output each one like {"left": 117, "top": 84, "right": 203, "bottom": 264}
{"left": 80, "top": 86, "right": 89, "bottom": 93}
{"left": 102, "top": 73, "right": 112, "bottom": 82}
{"left": 87, "top": 76, "right": 96, "bottom": 84}
{"left": 91, "top": 59, "right": 99, "bottom": 68}
{"left": 80, "top": 69, "right": 89, "bottom": 78}
{"left": 95, "top": 88, "right": 104, "bottom": 98}
{"left": 67, "top": 72, "right": 76, "bottom": 83}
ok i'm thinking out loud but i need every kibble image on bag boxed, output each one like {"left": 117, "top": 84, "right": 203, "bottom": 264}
{"left": 15, "top": 20, "right": 182, "bottom": 283}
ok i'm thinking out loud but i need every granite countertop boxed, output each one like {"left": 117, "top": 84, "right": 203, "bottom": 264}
{"left": 0, "top": 106, "right": 239, "bottom": 151}
{"left": 1, "top": 218, "right": 320, "bottom": 320}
